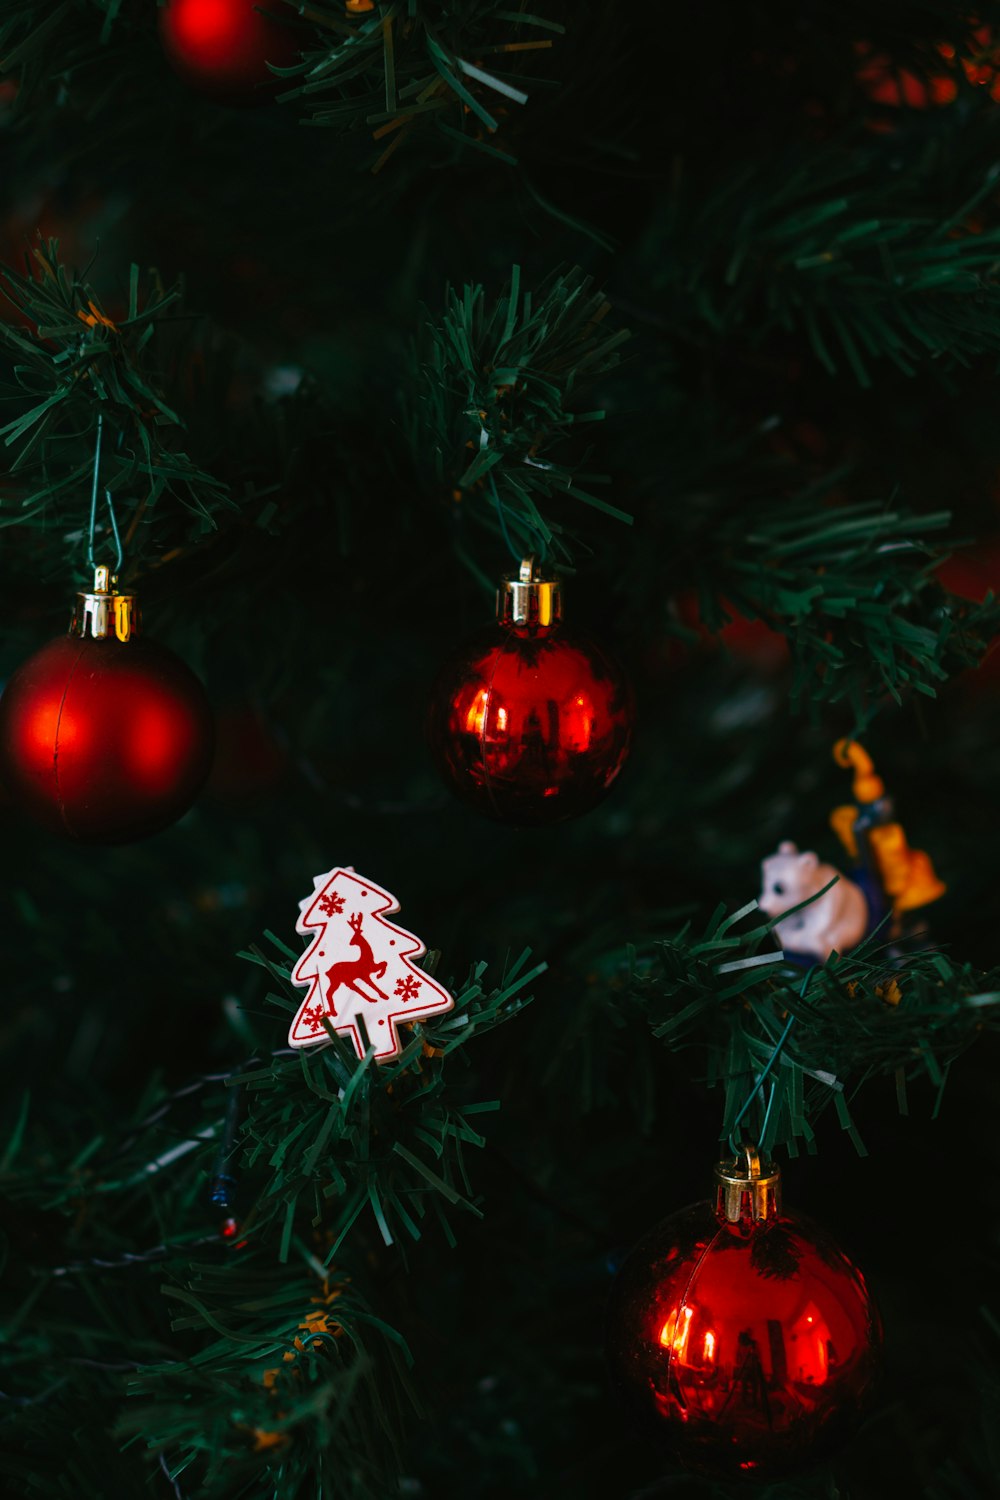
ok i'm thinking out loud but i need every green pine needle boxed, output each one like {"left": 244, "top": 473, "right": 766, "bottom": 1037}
{"left": 275, "top": 1, "right": 564, "bottom": 166}
{"left": 629, "top": 900, "right": 1000, "bottom": 1158}
{"left": 405, "top": 264, "right": 630, "bottom": 565}
{"left": 0, "top": 238, "right": 230, "bottom": 550}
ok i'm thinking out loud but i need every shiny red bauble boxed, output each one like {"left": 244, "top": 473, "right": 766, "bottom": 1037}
{"left": 159, "top": 0, "right": 301, "bottom": 104}
{"left": 428, "top": 565, "right": 633, "bottom": 826}
{"left": 0, "top": 633, "right": 214, "bottom": 843}
{"left": 606, "top": 1163, "right": 881, "bottom": 1481}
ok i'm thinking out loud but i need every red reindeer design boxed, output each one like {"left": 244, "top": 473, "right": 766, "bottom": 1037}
{"left": 324, "top": 912, "right": 389, "bottom": 1013}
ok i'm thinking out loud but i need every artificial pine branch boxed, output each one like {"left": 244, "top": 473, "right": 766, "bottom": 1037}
{"left": 0, "top": 1, "right": 566, "bottom": 175}
{"left": 276, "top": 0, "right": 565, "bottom": 169}
{"left": 405, "top": 265, "right": 630, "bottom": 566}
{"left": 24, "top": 946, "right": 541, "bottom": 1254}
{"left": 703, "top": 494, "right": 1000, "bottom": 724}
{"left": 628, "top": 417, "right": 1000, "bottom": 723}
{"left": 0, "top": 942, "right": 540, "bottom": 1498}
{"left": 645, "top": 127, "right": 1000, "bottom": 384}
{"left": 628, "top": 899, "right": 1000, "bottom": 1157}
{"left": 0, "top": 239, "right": 230, "bottom": 549}
{"left": 122, "top": 1255, "right": 416, "bottom": 1500}
{"left": 0, "top": 0, "right": 141, "bottom": 119}
{"left": 227, "top": 942, "right": 544, "bottom": 1253}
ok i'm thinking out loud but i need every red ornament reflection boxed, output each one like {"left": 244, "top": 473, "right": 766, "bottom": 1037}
{"left": 0, "top": 634, "right": 214, "bottom": 843}
{"left": 159, "top": 0, "right": 300, "bottom": 104}
{"left": 605, "top": 1200, "right": 881, "bottom": 1481}
{"left": 428, "top": 622, "right": 633, "bottom": 826}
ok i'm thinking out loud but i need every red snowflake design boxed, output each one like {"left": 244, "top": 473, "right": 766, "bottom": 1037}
{"left": 302, "top": 1004, "right": 327, "bottom": 1033}
{"left": 318, "top": 892, "right": 345, "bottom": 916}
{"left": 394, "top": 974, "right": 421, "bottom": 1003}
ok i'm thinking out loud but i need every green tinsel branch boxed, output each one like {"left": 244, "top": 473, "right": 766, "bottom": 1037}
{"left": 0, "top": 0, "right": 147, "bottom": 126}
{"left": 230, "top": 940, "right": 544, "bottom": 1254}
{"left": 122, "top": 1256, "right": 416, "bottom": 1499}
{"left": 0, "top": 1, "right": 568, "bottom": 177}
{"left": 0, "top": 238, "right": 230, "bottom": 550}
{"left": 0, "top": 940, "right": 541, "bottom": 1498}
{"left": 20, "top": 945, "right": 542, "bottom": 1257}
{"left": 627, "top": 898, "right": 1000, "bottom": 1157}
{"left": 275, "top": 0, "right": 565, "bottom": 170}
{"left": 629, "top": 422, "right": 1000, "bottom": 721}
{"left": 644, "top": 122, "right": 1000, "bottom": 384}
{"left": 0, "top": 1242, "right": 417, "bottom": 1499}
{"left": 405, "top": 264, "right": 630, "bottom": 569}
{"left": 702, "top": 494, "right": 1000, "bottom": 724}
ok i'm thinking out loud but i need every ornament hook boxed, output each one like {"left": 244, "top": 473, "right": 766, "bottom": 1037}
{"left": 87, "top": 412, "right": 124, "bottom": 577}
{"left": 737, "top": 1142, "right": 763, "bottom": 1179}
{"left": 497, "top": 556, "right": 562, "bottom": 628}
{"left": 715, "top": 1142, "right": 782, "bottom": 1224}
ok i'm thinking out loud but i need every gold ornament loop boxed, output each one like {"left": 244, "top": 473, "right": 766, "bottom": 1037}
{"left": 714, "top": 1143, "right": 782, "bottom": 1226}
{"left": 497, "top": 555, "right": 562, "bottom": 627}
{"left": 70, "top": 564, "right": 140, "bottom": 643}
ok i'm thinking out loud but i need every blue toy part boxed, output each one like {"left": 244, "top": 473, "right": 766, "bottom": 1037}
{"left": 852, "top": 864, "right": 888, "bottom": 934}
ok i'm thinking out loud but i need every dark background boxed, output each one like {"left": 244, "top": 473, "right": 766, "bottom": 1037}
{"left": 2, "top": 3, "right": 1000, "bottom": 1496}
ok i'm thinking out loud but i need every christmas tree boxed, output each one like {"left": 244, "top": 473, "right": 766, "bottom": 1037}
{"left": 1, "top": 3, "right": 999, "bottom": 1496}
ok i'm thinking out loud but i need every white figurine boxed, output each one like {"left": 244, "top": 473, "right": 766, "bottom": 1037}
{"left": 758, "top": 841, "right": 869, "bottom": 963}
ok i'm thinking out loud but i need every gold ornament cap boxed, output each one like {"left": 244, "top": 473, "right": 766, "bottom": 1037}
{"left": 714, "top": 1144, "right": 781, "bottom": 1226}
{"left": 70, "top": 565, "right": 140, "bottom": 643}
{"left": 497, "top": 556, "right": 562, "bottom": 628}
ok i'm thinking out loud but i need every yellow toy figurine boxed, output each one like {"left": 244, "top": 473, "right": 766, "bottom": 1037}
{"left": 758, "top": 739, "right": 945, "bottom": 973}
{"left": 830, "top": 740, "right": 946, "bottom": 920}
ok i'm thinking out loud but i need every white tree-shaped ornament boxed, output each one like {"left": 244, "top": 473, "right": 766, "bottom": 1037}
{"left": 288, "top": 867, "right": 455, "bottom": 1061}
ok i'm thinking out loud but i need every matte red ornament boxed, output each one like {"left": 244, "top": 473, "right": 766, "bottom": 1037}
{"left": 427, "top": 559, "right": 633, "bottom": 826}
{"left": 159, "top": 0, "right": 300, "bottom": 105}
{"left": 0, "top": 569, "right": 214, "bottom": 843}
{"left": 605, "top": 1150, "right": 881, "bottom": 1482}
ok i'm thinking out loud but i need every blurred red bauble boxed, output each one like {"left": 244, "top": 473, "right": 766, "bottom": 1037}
{"left": 159, "top": 0, "right": 301, "bottom": 105}
{"left": 605, "top": 1150, "right": 881, "bottom": 1482}
{"left": 206, "top": 702, "right": 288, "bottom": 801}
{"left": 855, "top": 40, "right": 958, "bottom": 109}
{"left": 856, "top": 28, "right": 1000, "bottom": 113}
{"left": 937, "top": 540, "right": 1000, "bottom": 605}
{"left": 938, "top": 541, "right": 1000, "bottom": 687}
{"left": 0, "top": 569, "right": 214, "bottom": 843}
{"left": 427, "top": 559, "right": 633, "bottom": 826}
{"left": 671, "top": 591, "right": 790, "bottom": 674}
